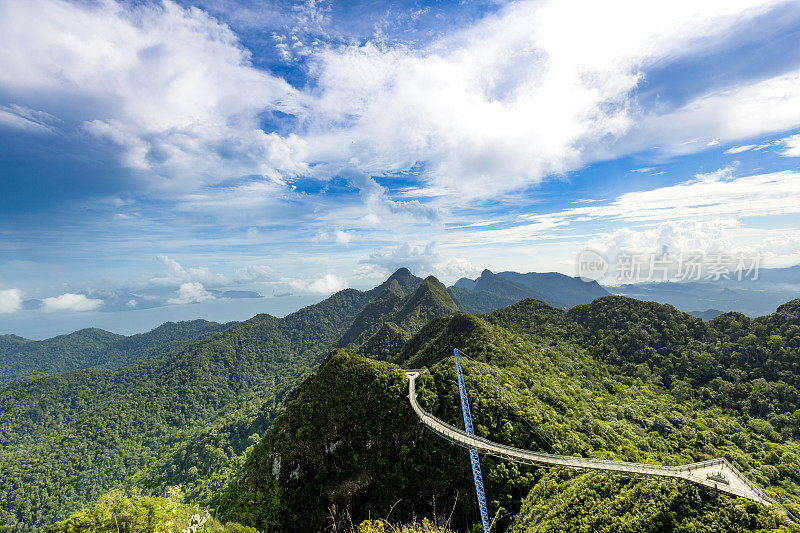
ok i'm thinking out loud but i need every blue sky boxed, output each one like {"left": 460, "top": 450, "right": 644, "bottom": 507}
{"left": 2, "top": 0, "right": 800, "bottom": 337}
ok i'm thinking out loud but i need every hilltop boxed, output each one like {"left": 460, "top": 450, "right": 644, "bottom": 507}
{"left": 216, "top": 295, "right": 800, "bottom": 531}
{"left": 0, "top": 269, "right": 466, "bottom": 531}
{"left": 0, "top": 319, "right": 235, "bottom": 384}
{"left": 449, "top": 269, "right": 609, "bottom": 313}
{"left": 3, "top": 272, "right": 800, "bottom": 531}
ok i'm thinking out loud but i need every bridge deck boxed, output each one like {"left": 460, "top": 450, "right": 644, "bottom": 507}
{"left": 405, "top": 371, "right": 796, "bottom": 523}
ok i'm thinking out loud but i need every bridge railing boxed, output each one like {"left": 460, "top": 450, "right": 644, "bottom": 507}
{"left": 411, "top": 378, "right": 787, "bottom": 501}
{"left": 406, "top": 371, "right": 798, "bottom": 523}
{"left": 680, "top": 456, "right": 798, "bottom": 520}
{"left": 413, "top": 395, "right": 680, "bottom": 473}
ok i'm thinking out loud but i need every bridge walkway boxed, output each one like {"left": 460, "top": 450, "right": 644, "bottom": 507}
{"left": 405, "top": 370, "right": 797, "bottom": 523}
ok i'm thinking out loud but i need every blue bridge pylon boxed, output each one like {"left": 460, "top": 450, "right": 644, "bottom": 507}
{"left": 454, "top": 348, "right": 490, "bottom": 533}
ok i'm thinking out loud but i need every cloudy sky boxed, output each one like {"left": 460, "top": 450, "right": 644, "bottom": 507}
{"left": 2, "top": 0, "right": 800, "bottom": 337}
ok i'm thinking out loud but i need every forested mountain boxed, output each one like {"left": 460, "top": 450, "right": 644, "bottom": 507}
{"left": 47, "top": 488, "right": 257, "bottom": 533}
{"left": 690, "top": 308, "right": 726, "bottom": 320}
{"left": 337, "top": 275, "right": 460, "bottom": 359}
{"left": 447, "top": 285, "right": 519, "bottom": 315}
{"left": 450, "top": 269, "right": 609, "bottom": 313}
{"left": 0, "top": 269, "right": 463, "bottom": 531}
{"left": 335, "top": 270, "right": 423, "bottom": 347}
{"left": 4, "top": 270, "right": 800, "bottom": 531}
{"left": 493, "top": 270, "right": 610, "bottom": 307}
{"left": 217, "top": 296, "right": 800, "bottom": 532}
{"left": 0, "top": 319, "right": 235, "bottom": 384}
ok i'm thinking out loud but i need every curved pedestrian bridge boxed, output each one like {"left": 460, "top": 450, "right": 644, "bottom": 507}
{"left": 405, "top": 370, "right": 797, "bottom": 523}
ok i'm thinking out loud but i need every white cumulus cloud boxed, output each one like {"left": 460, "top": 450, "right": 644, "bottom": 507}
{"left": 0, "top": 288, "right": 22, "bottom": 313}
{"left": 0, "top": 0, "right": 307, "bottom": 189}
{"left": 288, "top": 273, "right": 347, "bottom": 294}
{"left": 760, "top": 234, "right": 800, "bottom": 255}
{"left": 152, "top": 255, "right": 228, "bottom": 287}
{"left": 234, "top": 264, "right": 274, "bottom": 282}
{"left": 332, "top": 230, "right": 354, "bottom": 244}
{"left": 316, "top": 229, "right": 355, "bottom": 244}
{"left": 299, "top": 0, "right": 791, "bottom": 199}
{"left": 1, "top": 0, "right": 796, "bottom": 203}
{"left": 587, "top": 219, "right": 744, "bottom": 259}
{"left": 43, "top": 293, "right": 103, "bottom": 312}
{"left": 358, "top": 242, "right": 475, "bottom": 278}
{"left": 167, "top": 282, "right": 214, "bottom": 304}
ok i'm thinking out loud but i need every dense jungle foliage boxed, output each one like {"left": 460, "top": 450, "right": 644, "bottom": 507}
{"left": 47, "top": 488, "right": 256, "bottom": 533}
{"left": 0, "top": 320, "right": 234, "bottom": 384}
{"left": 0, "top": 269, "right": 476, "bottom": 531}
{"left": 510, "top": 471, "right": 792, "bottom": 533}
{"left": 218, "top": 296, "right": 800, "bottom": 532}
{"left": 2, "top": 269, "right": 799, "bottom": 532}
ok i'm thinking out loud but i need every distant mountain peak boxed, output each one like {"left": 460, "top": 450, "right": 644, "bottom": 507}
{"left": 448, "top": 268, "right": 610, "bottom": 313}
{"left": 388, "top": 267, "right": 413, "bottom": 281}
{"left": 395, "top": 275, "right": 459, "bottom": 325}
{"left": 411, "top": 275, "right": 449, "bottom": 295}
{"left": 336, "top": 272, "right": 456, "bottom": 351}
{"left": 454, "top": 277, "right": 477, "bottom": 290}
{"left": 404, "top": 276, "right": 458, "bottom": 310}
{"left": 369, "top": 268, "right": 423, "bottom": 300}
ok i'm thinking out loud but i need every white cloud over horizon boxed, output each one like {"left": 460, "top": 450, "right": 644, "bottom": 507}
{"left": 358, "top": 242, "right": 475, "bottom": 278}
{"left": 167, "top": 281, "right": 215, "bottom": 304}
{"left": 234, "top": 264, "right": 274, "bottom": 283}
{"left": 587, "top": 219, "right": 745, "bottom": 259}
{"left": 288, "top": 273, "right": 348, "bottom": 294}
{"left": 43, "top": 293, "right": 103, "bottom": 312}
{"left": 439, "top": 166, "right": 800, "bottom": 274}
{"left": 152, "top": 255, "right": 228, "bottom": 287}
{"left": 582, "top": 219, "right": 800, "bottom": 282}
{"left": 0, "top": 288, "right": 22, "bottom": 313}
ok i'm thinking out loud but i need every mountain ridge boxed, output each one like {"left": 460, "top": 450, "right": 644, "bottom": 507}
{"left": 4, "top": 269, "right": 800, "bottom": 531}
{"left": 338, "top": 274, "right": 460, "bottom": 354}
{"left": 0, "top": 319, "right": 236, "bottom": 384}
{"left": 0, "top": 268, "right": 457, "bottom": 530}
{"left": 449, "top": 269, "right": 609, "bottom": 313}
{"left": 217, "top": 294, "right": 800, "bottom": 531}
